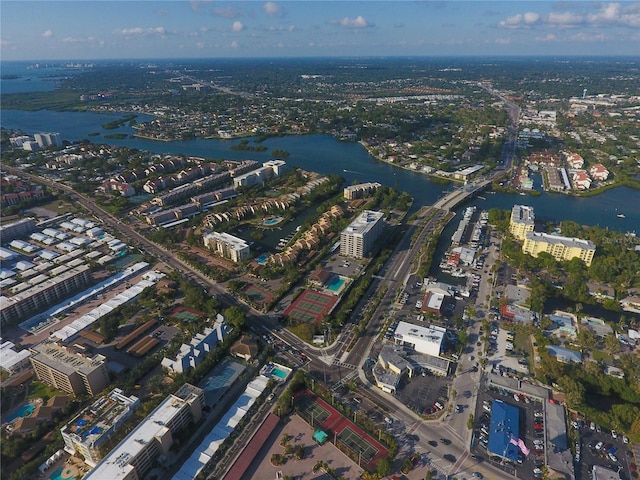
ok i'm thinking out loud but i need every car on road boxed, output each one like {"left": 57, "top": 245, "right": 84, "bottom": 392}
{"left": 444, "top": 454, "right": 456, "bottom": 462}
{"left": 472, "top": 473, "right": 484, "bottom": 479}
{"left": 533, "top": 468, "right": 543, "bottom": 479}
{"left": 440, "top": 438, "right": 451, "bottom": 445}
{"left": 428, "top": 440, "right": 438, "bottom": 447}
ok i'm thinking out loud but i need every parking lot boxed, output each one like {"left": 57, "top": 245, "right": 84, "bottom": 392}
{"left": 574, "top": 420, "right": 637, "bottom": 480}
{"left": 471, "top": 382, "right": 548, "bottom": 480}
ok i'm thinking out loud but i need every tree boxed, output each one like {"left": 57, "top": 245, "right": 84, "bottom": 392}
{"left": 376, "top": 457, "right": 391, "bottom": 477}
{"left": 557, "top": 375, "right": 585, "bottom": 407}
{"left": 577, "top": 328, "right": 598, "bottom": 351}
{"left": 467, "top": 413, "right": 474, "bottom": 430}
{"left": 604, "top": 333, "right": 621, "bottom": 355}
{"left": 223, "top": 306, "right": 246, "bottom": 329}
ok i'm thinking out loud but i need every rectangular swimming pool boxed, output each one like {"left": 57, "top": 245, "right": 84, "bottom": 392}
{"left": 327, "top": 277, "right": 345, "bottom": 292}
{"left": 272, "top": 368, "right": 288, "bottom": 379}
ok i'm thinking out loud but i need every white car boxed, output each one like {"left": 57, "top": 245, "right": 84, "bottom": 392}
{"left": 611, "top": 430, "right": 618, "bottom": 439}
{"left": 609, "top": 453, "right": 618, "bottom": 463}
{"left": 595, "top": 441, "right": 604, "bottom": 450}
{"left": 623, "top": 436, "right": 629, "bottom": 444}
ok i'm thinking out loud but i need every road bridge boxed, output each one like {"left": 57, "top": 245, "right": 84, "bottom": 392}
{"left": 433, "top": 179, "right": 492, "bottom": 210}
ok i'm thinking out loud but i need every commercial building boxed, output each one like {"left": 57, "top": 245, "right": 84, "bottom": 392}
{"left": 84, "top": 384, "right": 204, "bottom": 480}
{"left": 392, "top": 321, "right": 446, "bottom": 358}
{"left": 61, "top": 388, "right": 140, "bottom": 467}
{"left": 509, "top": 205, "right": 535, "bottom": 240}
{"left": 30, "top": 338, "right": 109, "bottom": 396}
{"left": 592, "top": 465, "right": 622, "bottom": 480}
{"left": 161, "top": 315, "right": 231, "bottom": 373}
{"left": 487, "top": 399, "right": 521, "bottom": 462}
{"left": 339, "top": 210, "right": 384, "bottom": 258}
{"left": 343, "top": 182, "right": 382, "bottom": 200}
{"left": 203, "top": 231, "right": 250, "bottom": 263}
{"left": 522, "top": 231, "right": 596, "bottom": 266}
{"left": 0, "top": 340, "right": 31, "bottom": 374}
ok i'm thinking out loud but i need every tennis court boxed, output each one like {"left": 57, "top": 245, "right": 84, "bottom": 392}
{"left": 170, "top": 306, "right": 204, "bottom": 322}
{"left": 283, "top": 289, "right": 336, "bottom": 324}
{"left": 298, "top": 397, "right": 331, "bottom": 428}
{"left": 337, "top": 426, "right": 379, "bottom": 463}
{"left": 242, "top": 284, "right": 274, "bottom": 305}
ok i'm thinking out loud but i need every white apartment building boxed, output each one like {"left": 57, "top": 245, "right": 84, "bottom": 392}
{"left": 339, "top": 210, "right": 384, "bottom": 259}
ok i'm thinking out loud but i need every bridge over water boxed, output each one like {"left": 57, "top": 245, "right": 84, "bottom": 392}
{"left": 432, "top": 179, "right": 492, "bottom": 210}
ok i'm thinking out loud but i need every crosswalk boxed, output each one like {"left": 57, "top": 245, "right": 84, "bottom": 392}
{"left": 331, "top": 370, "right": 359, "bottom": 390}
{"left": 332, "top": 360, "right": 356, "bottom": 369}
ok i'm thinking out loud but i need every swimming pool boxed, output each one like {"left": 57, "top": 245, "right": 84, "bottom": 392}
{"left": 6, "top": 404, "right": 36, "bottom": 423}
{"left": 48, "top": 467, "right": 74, "bottom": 480}
{"left": 256, "top": 253, "right": 269, "bottom": 265}
{"left": 272, "top": 368, "right": 289, "bottom": 379}
{"left": 327, "top": 277, "right": 345, "bottom": 292}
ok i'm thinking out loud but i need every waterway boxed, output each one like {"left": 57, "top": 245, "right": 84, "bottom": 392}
{"left": 2, "top": 108, "right": 639, "bottom": 233}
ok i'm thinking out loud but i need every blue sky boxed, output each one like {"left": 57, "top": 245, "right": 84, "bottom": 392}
{"left": 2, "top": 1, "right": 639, "bottom": 60}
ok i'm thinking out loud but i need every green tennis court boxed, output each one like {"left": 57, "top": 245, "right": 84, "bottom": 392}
{"left": 337, "top": 426, "right": 379, "bottom": 462}
{"left": 283, "top": 289, "right": 336, "bottom": 324}
{"left": 299, "top": 397, "right": 331, "bottom": 426}
{"left": 243, "top": 284, "right": 274, "bottom": 304}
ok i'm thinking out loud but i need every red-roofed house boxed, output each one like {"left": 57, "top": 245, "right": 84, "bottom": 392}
{"left": 572, "top": 170, "right": 591, "bottom": 190}
{"left": 565, "top": 152, "right": 584, "bottom": 169}
{"left": 589, "top": 163, "right": 609, "bottom": 181}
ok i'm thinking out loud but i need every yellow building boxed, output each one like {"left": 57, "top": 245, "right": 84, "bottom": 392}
{"left": 523, "top": 232, "right": 596, "bottom": 266}
{"left": 509, "top": 205, "right": 535, "bottom": 240}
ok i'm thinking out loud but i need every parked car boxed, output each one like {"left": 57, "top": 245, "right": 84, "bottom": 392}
{"left": 444, "top": 454, "right": 456, "bottom": 462}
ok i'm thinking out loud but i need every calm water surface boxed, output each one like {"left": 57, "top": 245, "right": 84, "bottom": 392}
{"left": 2, "top": 109, "right": 639, "bottom": 233}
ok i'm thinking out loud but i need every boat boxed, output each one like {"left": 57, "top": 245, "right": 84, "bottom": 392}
{"left": 617, "top": 214, "right": 625, "bottom": 218}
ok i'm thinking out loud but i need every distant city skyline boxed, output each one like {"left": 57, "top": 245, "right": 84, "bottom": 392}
{"left": 1, "top": 1, "right": 639, "bottom": 61}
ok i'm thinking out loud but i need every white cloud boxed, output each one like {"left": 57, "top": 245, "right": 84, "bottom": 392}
{"left": 263, "top": 2, "right": 281, "bottom": 16}
{"left": 547, "top": 11, "right": 583, "bottom": 26}
{"left": 331, "top": 15, "right": 372, "bottom": 29}
{"left": 113, "top": 26, "right": 168, "bottom": 37}
{"left": 212, "top": 6, "right": 242, "bottom": 19}
{"left": 499, "top": 2, "right": 640, "bottom": 30}
{"left": 232, "top": 21, "right": 245, "bottom": 32}
{"left": 196, "top": 41, "right": 205, "bottom": 49}
{"left": 570, "top": 32, "right": 606, "bottom": 42}
{"left": 42, "top": 29, "right": 54, "bottom": 38}
{"left": 231, "top": 40, "right": 239, "bottom": 48}
{"left": 494, "top": 37, "right": 511, "bottom": 45}
{"left": 535, "top": 33, "right": 556, "bottom": 42}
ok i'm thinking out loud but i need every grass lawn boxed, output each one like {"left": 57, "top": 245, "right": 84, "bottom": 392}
{"left": 591, "top": 350, "right": 611, "bottom": 362}
{"left": 28, "top": 380, "right": 62, "bottom": 401}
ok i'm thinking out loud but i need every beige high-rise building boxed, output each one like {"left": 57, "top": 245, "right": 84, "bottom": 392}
{"left": 522, "top": 232, "right": 596, "bottom": 267}
{"left": 340, "top": 210, "right": 385, "bottom": 258}
{"left": 509, "top": 205, "right": 535, "bottom": 240}
{"left": 29, "top": 338, "right": 109, "bottom": 396}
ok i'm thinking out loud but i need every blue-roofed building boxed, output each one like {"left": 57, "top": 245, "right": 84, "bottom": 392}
{"left": 546, "top": 345, "right": 583, "bottom": 364}
{"left": 549, "top": 313, "right": 577, "bottom": 337}
{"left": 488, "top": 399, "right": 521, "bottom": 462}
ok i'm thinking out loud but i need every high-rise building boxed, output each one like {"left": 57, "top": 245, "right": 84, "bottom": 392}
{"left": 29, "top": 338, "right": 109, "bottom": 396}
{"left": 61, "top": 388, "right": 140, "bottom": 467}
{"left": 34, "top": 132, "right": 62, "bottom": 148}
{"left": 509, "top": 205, "right": 535, "bottom": 240}
{"left": 84, "top": 384, "right": 204, "bottom": 480}
{"left": 203, "top": 232, "right": 250, "bottom": 263}
{"left": 340, "top": 210, "right": 385, "bottom": 258}
{"left": 522, "top": 232, "right": 596, "bottom": 266}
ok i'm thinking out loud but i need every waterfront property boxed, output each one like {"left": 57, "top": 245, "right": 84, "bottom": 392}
{"left": 509, "top": 204, "right": 535, "bottom": 241}
{"left": 203, "top": 231, "right": 251, "bottom": 263}
{"left": 340, "top": 210, "right": 385, "bottom": 259}
{"left": 522, "top": 231, "right": 596, "bottom": 267}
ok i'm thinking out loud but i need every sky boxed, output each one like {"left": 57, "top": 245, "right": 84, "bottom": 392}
{"left": 1, "top": 1, "right": 639, "bottom": 60}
